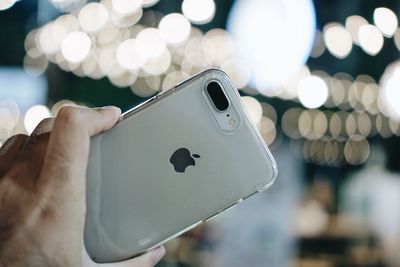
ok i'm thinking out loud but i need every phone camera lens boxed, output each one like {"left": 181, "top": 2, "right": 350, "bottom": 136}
{"left": 206, "top": 81, "right": 229, "bottom": 111}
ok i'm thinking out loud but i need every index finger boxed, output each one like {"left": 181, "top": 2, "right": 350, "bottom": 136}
{"left": 38, "top": 106, "right": 120, "bottom": 191}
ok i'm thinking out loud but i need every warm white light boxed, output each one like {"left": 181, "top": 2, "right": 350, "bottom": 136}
{"left": 0, "top": 0, "right": 19, "bottom": 11}
{"left": 112, "top": 0, "right": 142, "bottom": 15}
{"left": 241, "top": 96, "right": 263, "bottom": 125}
{"left": 78, "top": 3, "right": 109, "bottom": 33}
{"left": 136, "top": 28, "right": 166, "bottom": 59}
{"left": 395, "top": 28, "right": 400, "bottom": 52}
{"left": 227, "top": 0, "right": 316, "bottom": 90}
{"left": 141, "top": 0, "right": 159, "bottom": 8}
{"left": 38, "top": 23, "right": 67, "bottom": 54}
{"left": 221, "top": 58, "right": 251, "bottom": 88}
{"left": 159, "top": 13, "right": 191, "bottom": 45}
{"left": 259, "top": 116, "right": 276, "bottom": 145}
{"left": 0, "top": 107, "right": 15, "bottom": 139}
{"left": 298, "top": 75, "right": 328, "bottom": 109}
{"left": 142, "top": 49, "right": 171, "bottom": 75}
{"left": 323, "top": 23, "right": 352, "bottom": 59}
{"left": 23, "top": 54, "right": 49, "bottom": 77}
{"left": 345, "top": 15, "right": 368, "bottom": 44}
{"left": 358, "top": 25, "right": 384, "bottom": 55}
{"left": 61, "top": 31, "right": 91, "bottom": 63}
{"left": 380, "top": 61, "right": 400, "bottom": 121}
{"left": 373, "top": 7, "right": 398, "bottom": 37}
{"left": 344, "top": 135, "right": 370, "bottom": 165}
{"left": 116, "top": 39, "right": 145, "bottom": 70}
{"left": 24, "top": 105, "right": 51, "bottom": 134}
{"left": 182, "top": 0, "right": 216, "bottom": 25}
{"left": 162, "top": 71, "right": 190, "bottom": 91}
{"left": 0, "top": 99, "right": 19, "bottom": 138}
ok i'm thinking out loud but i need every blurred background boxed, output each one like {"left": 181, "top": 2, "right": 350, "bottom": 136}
{"left": 1, "top": 0, "right": 400, "bottom": 266}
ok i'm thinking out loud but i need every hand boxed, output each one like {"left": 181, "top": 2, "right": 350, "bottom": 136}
{"left": 0, "top": 106, "right": 165, "bottom": 267}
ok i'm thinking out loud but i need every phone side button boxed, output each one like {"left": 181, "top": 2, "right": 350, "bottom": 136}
{"left": 204, "top": 199, "right": 243, "bottom": 222}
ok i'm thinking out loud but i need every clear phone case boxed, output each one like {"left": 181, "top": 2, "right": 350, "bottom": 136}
{"left": 84, "top": 69, "right": 278, "bottom": 263}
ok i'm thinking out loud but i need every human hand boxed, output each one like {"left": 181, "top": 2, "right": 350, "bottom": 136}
{"left": 0, "top": 106, "right": 165, "bottom": 267}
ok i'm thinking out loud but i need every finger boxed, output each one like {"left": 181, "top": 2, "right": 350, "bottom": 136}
{"left": 0, "top": 134, "right": 29, "bottom": 177}
{"left": 38, "top": 106, "right": 120, "bottom": 190}
{"left": 30, "top": 117, "right": 55, "bottom": 137}
{"left": 100, "top": 246, "right": 166, "bottom": 267}
{"left": 6, "top": 133, "right": 50, "bottom": 190}
{"left": 4, "top": 118, "right": 55, "bottom": 187}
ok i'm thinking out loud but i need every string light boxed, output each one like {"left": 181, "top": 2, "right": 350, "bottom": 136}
{"left": 61, "top": 31, "right": 92, "bottom": 63}
{"left": 116, "top": 39, "right": 145, "bottom": 70}
{"left": 241, "top": 96, "right": 263, "bottom": 125}
{"left": 24, "top": 105, "right": 51, "bottom": 134}
{"left": 112, "top": 0, "right": 142, "bottom": 16}
{"left": 298, "top": 75, "right": 328, "bottom": 109}
{"left": 0, "top": 0, "right": 20, "bottom": 11}
{"left": 373, "top": 7, "right": 398, "bottom": 37}
{"left": 78, "top": 2, "right": 109, "bottom": 33}
{"left": 394, "top": 28, "right": 400, "bottom": 52}
{"left": 159, "top": 13, "right": 191, "bottom": 45}
{"left": 380, "top": 61, "right": 400, "bottom": 121}
{"left": 136, "top": 28, "right": 166, "bottom": 59}
{"left": 358, "top": 24, "right": 384, "bottom": 56}
{"left": 345, "top": 15, "right": 368, "bottom": 44}
{"left": 323, "top": 23, "right": 352, "bottom": 59}
{"left": 181, "top": 0, "right": 216, "bottom": 25}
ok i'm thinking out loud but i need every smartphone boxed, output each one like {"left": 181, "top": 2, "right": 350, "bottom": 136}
{"left": 84, "top": 69, "right": 278, "bottom": 263}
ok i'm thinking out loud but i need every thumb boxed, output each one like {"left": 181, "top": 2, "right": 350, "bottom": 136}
{"left": 99, "top": 247, "right": 166, "bottom": 267}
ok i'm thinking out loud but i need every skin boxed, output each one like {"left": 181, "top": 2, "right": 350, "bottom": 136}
{"left": 0, "top": 106, "right": 165, "bottom": 267}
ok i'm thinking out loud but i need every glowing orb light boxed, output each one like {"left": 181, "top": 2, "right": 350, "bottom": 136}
{"left": 227, "top": 0, "right": 316, "bottom": 92}
{"left": 380, "top": 61, "right": 400, "bottom": 121}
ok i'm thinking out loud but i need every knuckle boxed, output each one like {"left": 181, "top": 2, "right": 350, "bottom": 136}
{"left": 32, "top": 118, "right": 54, "bottom": 135}
{"left": 8, "top": 134, "right": 29, "bottom": 142}
{"left": 56, "top": 106, "right": 82, "bottom": 127}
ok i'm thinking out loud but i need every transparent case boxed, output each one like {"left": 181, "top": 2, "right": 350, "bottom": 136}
{"left": 84, "top": 69, "right": 278, "bottom": 263}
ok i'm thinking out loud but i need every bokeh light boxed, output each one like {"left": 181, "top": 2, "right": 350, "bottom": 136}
{"left": 112, "top": 0, "right": 142, "bottom": 16}
{"left": 181, "top": 0, "right": 215, "bottom": 25}
{"left": 258, "top": 116, "right": 276, "bottom": 145}
{"left": 78, "top": 2, "right": 109, "bottom": 33}
{"left": 297, "top": 75, "right": 328, "bottom": 109}
{"left": 116, "top": 39, "right": 145, "bottom": 70}
{"left": 227, "top": 0, "right": 316, "bottom": 90}
{"left": 0, "top": 0, "right": 19, "bottom": 11}
{"left": 373, "top": 7, "right": 398, "bottom": 37}
{"left": 141, "top": 0, "right": 159, "bottom": 8}
{"left": 24, "top": 105, "right": 51, "bottom": 134}
{"left": 159, "top": 13, "right": 191, "bottom": 45}
{"left": 323, "top": 23, "right": 352, "bottom": 59}
{"left": 61, "top": 31, "right": 92, "bottom": 63}
{"left": 136, "top": 28, "right": 166, "bottom": 59}
{"left": 358, "top": 24, "right": 384, "bottom": 56}
{"left": 394, "top": 28, "right": 400, "bottom": 53}
{"left": 380, "top": 61, "right": 400, "bottom": 121}
{"left": 345, "top": 15, "right": 368, "bottom": 44}
{"left": 241, "top": 96, "right": 262, "bottom": 125}
{"left": 0, "top": 99, "right": 20, "bottom": 139}
{"left": 344, "top": 135, "right": 370, "bottom": 165}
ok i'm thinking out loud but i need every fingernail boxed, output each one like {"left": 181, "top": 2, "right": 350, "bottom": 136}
{"left": 151, "top": 246, "right": 166, "bottom": 263}
{"left": 96, "top": 106, "right": 121, "bottom": 115}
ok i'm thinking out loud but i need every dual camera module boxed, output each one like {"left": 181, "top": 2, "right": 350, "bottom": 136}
{"left": 206, "top": 81, "right": 229, "bottom": 112}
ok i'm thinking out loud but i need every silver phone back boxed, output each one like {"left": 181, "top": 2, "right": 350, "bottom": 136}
{"left": 85, "top": 69, "right": 277, "bottom": 263}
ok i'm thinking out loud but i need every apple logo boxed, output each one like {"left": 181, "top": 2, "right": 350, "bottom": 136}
{"left": 170, "top": 148, "right": 200, "bottom": 173}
